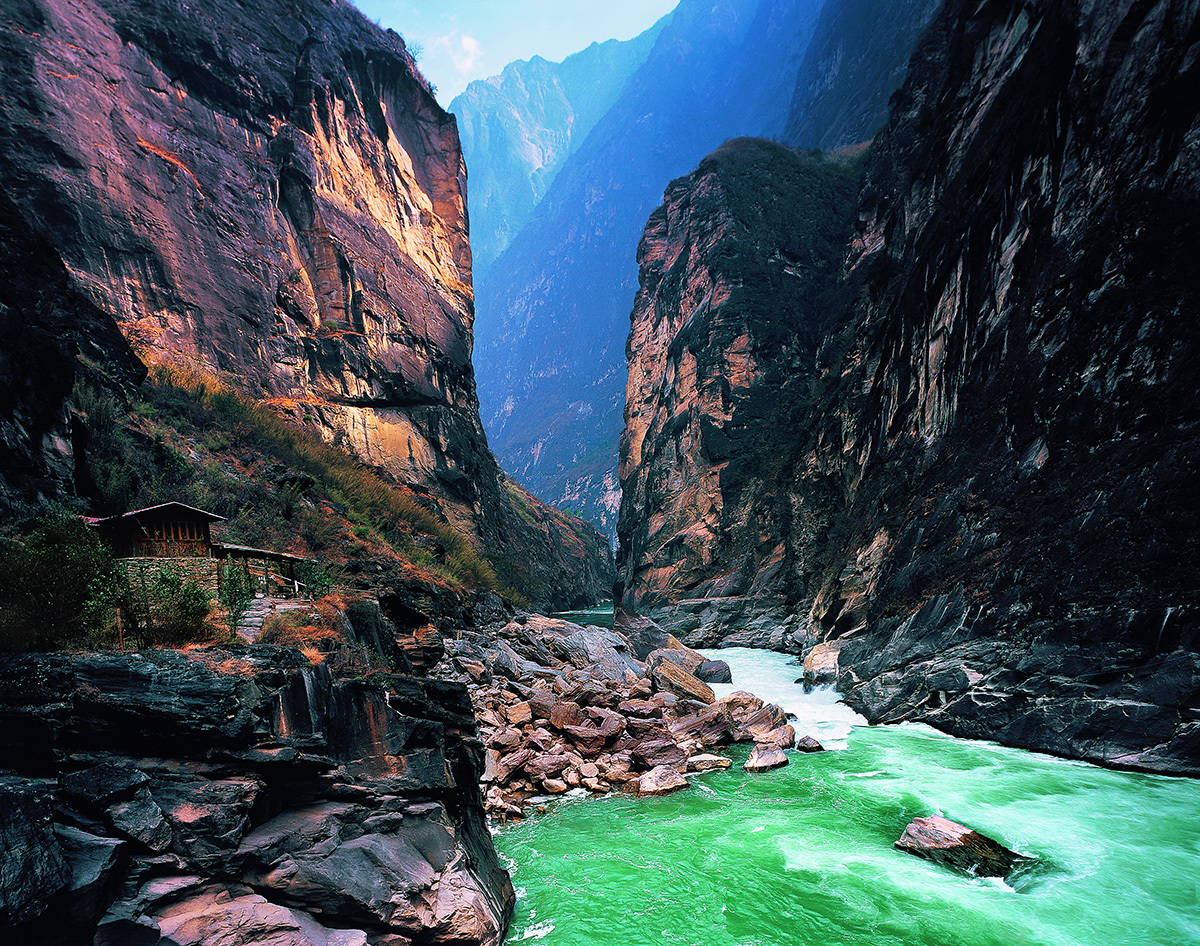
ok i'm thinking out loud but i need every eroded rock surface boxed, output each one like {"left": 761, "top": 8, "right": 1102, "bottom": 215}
{"left": 0, "top": 0, "right": 611, "bottom": 608}
{"left": 0, "top": 648, "right": 513, "bottom": 944}
{"left": 618, "top": 0, "right": 1200, "bottom": 774}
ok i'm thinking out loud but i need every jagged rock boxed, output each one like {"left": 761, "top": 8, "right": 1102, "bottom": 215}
{"left": 151, "top": 778, "right": 261, "bottom": 871}
{"left": 737, "top": 704, "right": 789, "bottom": 742}
{"left": 696, "top": 659, "right": 733, "bottom": 684}
{"left": 753, "top": 725, "right": 796, "bottom": 750}
{"left": 794, "top": 735, "right": 824, "bottom": 752}
{"left": 614, "top": 611, "right": 674, "bottom": 661}
{"left": 550, "top": 701, "right": 583, "bottom": 730}
{"left": 0, "top": 649, "right": 514, "bottom": 944}
{"left": 650, "top": 661, "right": 715, "bottom": 705}
{"left": 0, "top": 777, "right": 70, "bottom": 927}
{"left": 506, "top": 702, "right": 533, "bottom": 725}
{"left": 106, "top": 788, "right": 172, "bottom": 853}
{"left": 632, "top": 738, "right": 687, "bottom": 773}
{"left": 637, "top": 766, "right": 689, "bottom": 797}
{"left": 802, "top": 642, "right": 843, "bottom": 687}
{"left": 147, "top": 883, "right": 371, "bottom": 946}
{"left": 687, "top": 754, "right": 732, "bottom": 772}
{"left": 895, "top": 816, "right": 1024, "bottom": 878}
{"left": 716, "top": 691, "right": 766, "bottom": 725}
{"left": 670, "top": 707, "right": 736, "bottom": 748}
{"left": 646, "top": 640, "right": 705, "bottom": 677}
{"left": 60, "top": 763, "right": 150, "bottom": 807}
{"left": 743, "top": 746, "right": 789, "bottom": 773}
{"left": 618, "top": 698, "right": 663, "bottom": 719}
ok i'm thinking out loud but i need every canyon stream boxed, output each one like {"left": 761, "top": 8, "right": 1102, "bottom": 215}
{"left": 494, "top": 648, "right": 1200, "bottom": 945}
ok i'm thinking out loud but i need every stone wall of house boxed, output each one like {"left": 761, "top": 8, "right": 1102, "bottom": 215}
{"left": 118, "top": 557, "right": 221, "bottom": 599}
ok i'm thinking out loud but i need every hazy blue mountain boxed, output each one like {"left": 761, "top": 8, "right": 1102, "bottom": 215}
{"left": 781, "top": 0, "right": 940, "bottom": 149}
{"left": 469, "top": 0, "right": 938, "bottom": 541}
{"left": 451, "top": 22, "right": 666, "bottom": 275}
{"left": 472, "top": 0, "right": 824, "bottom": 539}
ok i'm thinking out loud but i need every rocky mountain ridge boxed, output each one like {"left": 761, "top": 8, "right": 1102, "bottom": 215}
{"left": 0, "top": 0, "right": 611, "bottom": 608}
{"left": 451, "top": 22, "right": 666, "bottom": 276}
{"left": 618, "top": 0, "right": 1200, "bottom": 774}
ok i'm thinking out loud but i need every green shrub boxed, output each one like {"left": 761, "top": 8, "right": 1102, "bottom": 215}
{"left": 0, "top": 515, "right": 115, "bottom": 652}
{"left": 220, "top": 556, "right": 257, "bottom": 632}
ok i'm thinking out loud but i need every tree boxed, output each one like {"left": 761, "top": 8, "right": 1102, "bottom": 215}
{"left": 0, "top": 515, "right": 114, "bottom": 651}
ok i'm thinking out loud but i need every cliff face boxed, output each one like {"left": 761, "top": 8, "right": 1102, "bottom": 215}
{"left": 620, "top": 0, "right": 1200, "bottom": 774}
{"left": 619, "top": 139, "right": 862, "bottom": 646}
{"left": 0, "top": 0, "right": 611, "bottom": 607}
{"left": 0, "top": 647, "right": 513, "bottom": 944}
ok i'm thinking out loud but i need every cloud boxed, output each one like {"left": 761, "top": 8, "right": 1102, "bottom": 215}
{"left": 432, "top": 30, "right": 483, "bottom": 74}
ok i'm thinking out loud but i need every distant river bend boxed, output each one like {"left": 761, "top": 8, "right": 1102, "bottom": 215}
{"left": 496, "top": 648, "right": 1200, "bottom": 945}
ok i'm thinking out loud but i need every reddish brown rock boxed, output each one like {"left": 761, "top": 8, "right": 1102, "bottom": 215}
{"left": 795, "top": 735, "right": 825, "bottom": 752}
{"left": 895, "top": 816, "right": 1024, "bottom": 878}
{"left": 687, "top": 754, "right": 732, "bottom": 772}
{"left": 650, "top": 661, "right": 715, "bottom": 705}
{"left": 632, "top": 738, "right": 687, "bottom": 773}
{"left": 550, "top": 702, "right": 583, "bottom": 730}
{"left": 670, "top": 707, "right": 736, "bottom": 748}
{"left": 743, "top": 745, "right": 788, "bottom": 773}
{"left": 637, "top": 766, "right": 689, "bottom": 797}
{"left": 753, "top": 725, "right": 795, "bottom": 750}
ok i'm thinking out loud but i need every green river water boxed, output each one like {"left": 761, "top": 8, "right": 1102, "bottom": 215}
{"left": 494, "top": 648, "right": 1200, "bottom": 946}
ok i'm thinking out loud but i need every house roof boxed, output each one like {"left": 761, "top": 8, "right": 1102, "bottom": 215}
{"left": 91, "top": 502, "right": 227, "bottom": 525}
{"left": 213, "top": 542, "right": 310, "bottom": 563}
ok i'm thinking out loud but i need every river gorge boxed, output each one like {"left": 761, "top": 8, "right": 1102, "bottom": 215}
{"left": 497, "top": 649, "right": 1200, "bottom": 946}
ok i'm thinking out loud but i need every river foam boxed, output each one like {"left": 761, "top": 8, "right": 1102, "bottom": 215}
{"left": 496, "top": 648, "right": 1200, "bottom": 946}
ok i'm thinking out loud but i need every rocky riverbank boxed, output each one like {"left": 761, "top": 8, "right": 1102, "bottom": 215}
{"left": 438, "top": 611, "right": 822, "bottom": 818}
{"left": 0, "top": 645, "right": 513, "bottom": 945}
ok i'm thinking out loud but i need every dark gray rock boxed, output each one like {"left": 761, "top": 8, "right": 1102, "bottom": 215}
{"left": 0, "top": 777, "right": 70, "bottom": 926}
{"left": 696, "top": 659, "right": 732, "bottom": 684}
{"left": 106, "top": 788, "right": 172, "bottom": 853}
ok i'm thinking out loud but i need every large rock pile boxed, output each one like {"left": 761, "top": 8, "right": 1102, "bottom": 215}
{"left": 0, "top": 647, "right": 513, "bottom": 945}
{"left": 439, "top": 614, "right": 818, "bottom": 816}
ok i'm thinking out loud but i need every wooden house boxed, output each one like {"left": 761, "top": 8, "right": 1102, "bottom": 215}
{"left": 90, "top": 502, "right": 310, "bottom": 597}
{"left": 91, "top": 502, "right": 223, "bottom": 558}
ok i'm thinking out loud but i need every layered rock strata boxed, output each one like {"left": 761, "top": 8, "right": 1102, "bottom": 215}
{"left": 0, "top": 0, "right": 611, "bottom": 607}
{"left": 0, "top": 646, "right": 514, "bottom": 945}
{"left": 618, "top": 138, "right": 863, "bottom": 646}
{"left": 619, "top": 0, "right": 1200, "bottom": 774}
{"left": 438, "top": 613, "right": 813, "bottom": 816}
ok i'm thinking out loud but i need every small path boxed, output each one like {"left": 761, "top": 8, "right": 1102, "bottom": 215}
{"left": 236, "top": 596, "right": 311, "bottom": 643}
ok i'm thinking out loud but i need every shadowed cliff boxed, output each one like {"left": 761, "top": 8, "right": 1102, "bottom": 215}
{"left": 619, "top": 0, "right": 1200, "bottom": 774}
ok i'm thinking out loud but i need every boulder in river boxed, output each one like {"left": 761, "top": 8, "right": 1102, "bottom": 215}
{"left": 743, "top": 746, "right": 789, "bottom": 772}
{"left": 637, "top": 766, "right": 689, "bottom": 796}
{"left": 894, "top": 815, "right": 1025, "bottom": 877}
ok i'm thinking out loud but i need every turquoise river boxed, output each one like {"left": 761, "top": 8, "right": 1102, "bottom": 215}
{"left": 494, "top": 648, "right": 1200, "bottom": 946}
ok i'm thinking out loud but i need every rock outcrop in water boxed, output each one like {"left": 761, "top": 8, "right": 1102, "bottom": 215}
{"left": 895, "top": 816, "right": 1024, "bottom": 879}
{"left": 0, "top": 0, "right": 611, "bottom": 608}
{"left": 619, "top": 0, "right": 1200, "bottom": 775}
{"left": 0, "top": 646, "right": 513, "bottom": 944}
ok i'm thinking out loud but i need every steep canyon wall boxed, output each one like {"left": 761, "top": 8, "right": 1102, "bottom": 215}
{"left": 0, "top": 0, "right": 610, "bottom": 607}
{"left": 619, "top": 0, "right": 1200, "bottom": 774}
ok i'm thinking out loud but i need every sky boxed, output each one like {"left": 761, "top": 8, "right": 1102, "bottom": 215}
{"left": 351, "top": 0, "right": 679, "bottom": 104}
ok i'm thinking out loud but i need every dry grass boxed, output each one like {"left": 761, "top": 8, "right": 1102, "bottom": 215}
{"left": 146, "top": 358, "right": 499, "bottom": 591}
